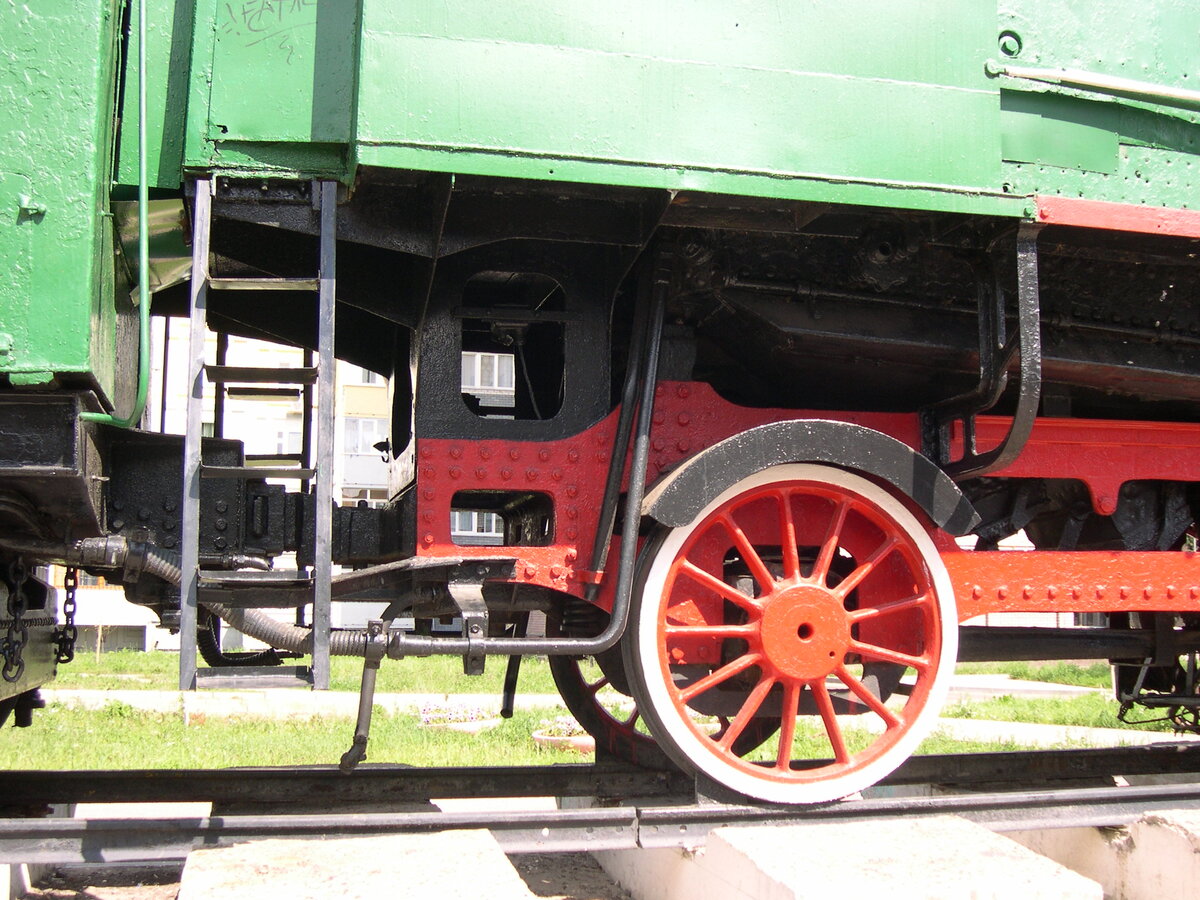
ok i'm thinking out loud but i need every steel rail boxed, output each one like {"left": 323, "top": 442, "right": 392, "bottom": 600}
{"left": 5, "top": 782, "right": 1200, "bottom": 864}
{"left": 4, "top": 744, "right": 1200, "bottom": 808}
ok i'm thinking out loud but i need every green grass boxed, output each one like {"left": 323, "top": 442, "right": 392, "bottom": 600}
{"left": 6, "top": 702, "right": 588, "bottom": 770}
{"left": 8, "top": 701, "right": 1051, "bottom": 771}
{"left": 941, "top": 693, "right": 1174, "bottom": 732}
{"left": 38, "top": 652, "right": 1176, "bottom": 773}
{"left": 52, "top": 650, "right": 560, "bottom": 696}
{"left": 954, "top": 660, "right": 1113, "bottom": 689}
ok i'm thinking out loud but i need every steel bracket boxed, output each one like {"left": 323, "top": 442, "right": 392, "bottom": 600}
{"left": 448, "top": 572, "right": 489, "bottom": 675}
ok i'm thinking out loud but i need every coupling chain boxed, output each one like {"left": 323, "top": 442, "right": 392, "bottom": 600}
{"left": 54, "top": 567, "right": 79, "bottom": 665}
{"left": 2, "top": 560, "right": 29, "bottom": 683}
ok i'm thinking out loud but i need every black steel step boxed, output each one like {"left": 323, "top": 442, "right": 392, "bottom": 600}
{"left": 199, "top": 571, "right": 313, "bottom": 608}
{"left": 208, "top": 277, "right": 319, "bottom": 292}
{"left": 200, "top": 465, "right": 316, "bottom": 480}
{"left": 205, "top": 365, "right": 319, "bottom": 385}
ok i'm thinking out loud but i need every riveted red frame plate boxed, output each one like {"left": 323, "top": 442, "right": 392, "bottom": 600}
{"left": 956, "top": 417, "right": 1200, "bottom": 516}
{"left": 414, "top": 381, "right": 1200, "bottom": 614}
{"left": 946, "top": 550, "right": 1200, "bottom": 621}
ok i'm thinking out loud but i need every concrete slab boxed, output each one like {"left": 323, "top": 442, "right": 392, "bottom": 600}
{"left": 1014, "top": 809, "right": 1200, "bottom": 900}
{"left": 597, "top": 816, "right": 1102, "bottom": 900}
{"left": 177, "top": 831, "right": 535, "bottom": 900}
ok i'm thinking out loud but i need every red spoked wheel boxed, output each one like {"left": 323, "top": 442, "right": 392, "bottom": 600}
{"left": 624, "top": 464, "right": 957, "bottom": 804}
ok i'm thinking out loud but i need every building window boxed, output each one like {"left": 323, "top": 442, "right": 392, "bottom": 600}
{"left": 344, "top": 417, "right": 388, "bottom": 455}
{"left": 342, "top": 488, "right": 389, "bottom": 509}
{"left": 359, "top": 367, "right": 381, "bottom": 385}
{"left": 461, "top": 352, "right": 515, "bottom": 394}
{"left": 450, "top": 509, "right": 504, "bottom": 544}
{"left": 275, "top": 429, "right": 302, "bottom": 455}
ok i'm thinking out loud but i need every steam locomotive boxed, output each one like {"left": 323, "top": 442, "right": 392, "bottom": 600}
{"left": 1, "top": 0, "right": 1198, "bottom": 803}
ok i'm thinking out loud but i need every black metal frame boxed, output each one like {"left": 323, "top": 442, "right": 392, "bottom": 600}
{"left": 922, "top": 223, "right": 1043, "bottom": 478}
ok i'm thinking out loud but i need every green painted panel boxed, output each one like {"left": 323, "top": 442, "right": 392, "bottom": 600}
{"left": 205, "top": 0, "right": 359, "bottom": 144}
{"left": 0, "top": 1, "right": 123, "bottom": 404}
{"left": 0, "top": 173, "right": 33, "bottom": 374}
{"left": 998, "top": 0, "right": 1200, "bottom": 209}
{"left": 115, "top": 0, "right": 196, "bottom": 190}
{"left": 1001, "top": 92, "right": 1118, "bottom": 174}
{"left": 356, "top": 0, "right": 1003, "bottom": 202}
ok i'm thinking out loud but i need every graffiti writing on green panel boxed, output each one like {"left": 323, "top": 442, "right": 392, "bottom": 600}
{"left": 207, "top": 0, "right": 359, "bottom": 144}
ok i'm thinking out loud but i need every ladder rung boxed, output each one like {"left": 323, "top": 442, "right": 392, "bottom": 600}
{"left": 201, "top": 465, "right": 316, "bottom": 480}
{"left": 208, "top": 277, "right": 319, "bottom": 292}
{"left": 225, "top": 387, "right": 303, "bottom": 400}
{"left": 195, "top": 666, "right": 314, "bottom": 690}
{"left": 201, "top": 570, "right": 308, "bottom": 586}
{"left": 245, "top": 453, "right": 306, "bottom": 463}
{"left": 206, "top": 365, "right": 319, "bottom": 385}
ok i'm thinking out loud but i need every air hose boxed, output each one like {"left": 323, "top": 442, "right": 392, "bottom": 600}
{"left": 0, "top": 537, "right": 367, "bottom": 657}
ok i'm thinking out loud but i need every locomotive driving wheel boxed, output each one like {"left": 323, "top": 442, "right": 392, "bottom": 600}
{"left": 624, "top": 464, "right": 957, "bottom": 804}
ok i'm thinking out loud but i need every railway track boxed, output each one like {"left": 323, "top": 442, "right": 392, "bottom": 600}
{"left": 5, "top": 782, "right": 1200, "bottom": 863}
{"left": 4, "top": 745, "right": 1200, "bottom": 862}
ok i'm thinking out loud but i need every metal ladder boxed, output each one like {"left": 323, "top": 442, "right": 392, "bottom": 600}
{"left": 180, "top": 178, "right": 336, "bottom": 691}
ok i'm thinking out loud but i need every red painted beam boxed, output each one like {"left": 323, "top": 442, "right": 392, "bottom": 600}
{"left": 956, "top": 416, "right": 1200, "bottom": 516}
{"left": 1036, "top": 195, "right": 1200, "bottom": 239}
{"left": 945, "top": 550, "right": 1200, "bottom": 621}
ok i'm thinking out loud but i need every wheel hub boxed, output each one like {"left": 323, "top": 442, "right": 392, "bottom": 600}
{"left": 759, "top": 584, "right": 850, "bottom": 681}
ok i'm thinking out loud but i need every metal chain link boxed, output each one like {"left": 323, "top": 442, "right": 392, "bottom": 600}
{"left": 54, "top": 567, "right": 79, "bottom": 665}
{"left": 2, "top": 560, "right": 29, "bottom": 683}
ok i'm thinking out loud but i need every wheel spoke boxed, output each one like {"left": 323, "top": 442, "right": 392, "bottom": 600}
{"left": 775, "top": 680, "right": 801, "bottom": 770}
{"left": 678, "top": 560, "right": 760, "bottom": 615}
{"left": 835, "top": 664, "right": 901, "bottom": 729}
{"left": 849, "top": 640, "right": 931, "bottom": 672}
{"left": 811, "top": 678, "right": 850, "bottom": 764}
{"left": 777, "top": 491, "right": 802, "bottom": 582}
{"left": 847, "top": 591, "right": 932, "bottom": 624}
{"left": 679, "top": 652, "right": 763, "bottom": 703}
{"left": 584, "top": 674, "right": 610, "bottom": 696}
{"left": 810, "top": 499, "right": 849, "bottom": 585}
{"left": 718, "top": 673, "right": 776, "bottom": 751}
{"left": 718, "top": 513, "right": 776, "bottom": 595}
{"left": 833, "top": 535, "right": 900, "bottom": 598}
